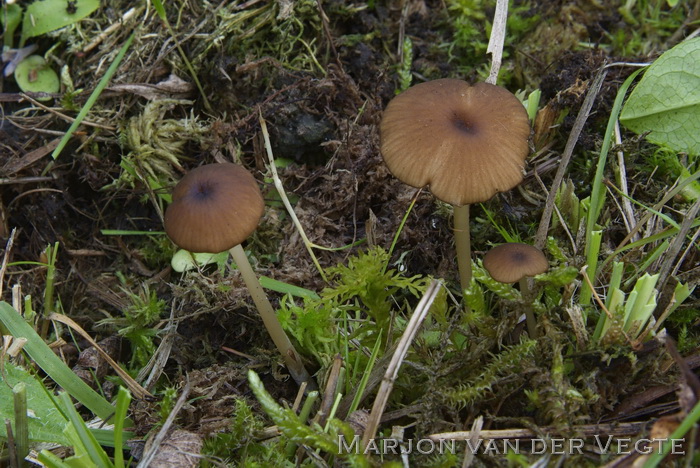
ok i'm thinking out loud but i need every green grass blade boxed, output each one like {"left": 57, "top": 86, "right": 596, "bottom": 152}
{"left": 347, "top": 331, "right": 383, "bottom": 415}
{"left": 52, "top": 32, "right": 135, "bottom": 159}
{"left": 579, "top": 229, "right": 602, "bottom": 305}
{"left": 0, "top": 302, "right": 115, "bottom": 420}
{"left": 38, "top": 450, "right": 74, "bottom": 468}
{"left": 58, "top": 392, "right": 113, "bottom": 468}
{"left": 259, "top": 276, "right": 320, "bottom": 300}
{"left": 151, "top": 0, "right": 167, "bottom": 19}
{"left": 584, "top": 67, "right": 645, "bottom": 289}
{"left": 642, "top": 399, "right": 700, "bottom": 468}
{"left": 112, "top": 387, "right": 132, "bottom": 468}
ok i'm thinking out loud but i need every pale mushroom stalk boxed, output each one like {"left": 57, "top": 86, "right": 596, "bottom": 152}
{"left": 164, "top": 163, "right": 316, "bottom": 390}
{"left": 453, "top": 204, "right": 472, "bottom": 292}
{"left": 229, "top": 244, "right": 313, "bottom": 387}
{"left": 519, "top": 278, "right": 538, "bottom": 338}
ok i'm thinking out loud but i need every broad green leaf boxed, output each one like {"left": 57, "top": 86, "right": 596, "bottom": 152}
{"left": 20, "top": 0, "right": 100, "bottom": 46}
{"left": 0, "top": 361, "right": 71, "bottom": 445}
{"left": 620, "top": 38, "right": 700, "bottom": 154}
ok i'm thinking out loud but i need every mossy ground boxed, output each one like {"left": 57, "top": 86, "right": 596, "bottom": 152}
{"left": 1, "top": 0, "right": 698, "bottom": 466}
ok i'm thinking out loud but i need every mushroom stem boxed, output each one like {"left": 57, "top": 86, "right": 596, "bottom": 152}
{"left": 229, "top": 244, "right": 315, "bottom": 389}
{"left": 453, "top": 204, "right": 472, "bottom": 293}
{"left": 519, "top": 277, "right": 539, "bottom": 338}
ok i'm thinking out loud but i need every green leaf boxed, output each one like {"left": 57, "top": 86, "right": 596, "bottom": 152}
{"left": 620, "top": 38, "right": 700, "bottom": 154}
{"left": 14, "top": 55, "right": 60, "bottom": 97}
{"left": 0, "top": 361, "right": 71, "bottom": 445}
{"left": 20, "top": 0, "right": 100, "bottom": 46}
{"left": 1, "top": 3, "right": 23, "bottom": 48}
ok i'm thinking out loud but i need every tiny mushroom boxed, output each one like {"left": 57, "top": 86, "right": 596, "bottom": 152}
{"left": 164, "top": 163, "right": 313, "bottom": 388}
{"left": 380, "top": 78, "right": 530, "bottom": 294}
{"left": 483, "top": 243, "right": 548, "bottom": 337}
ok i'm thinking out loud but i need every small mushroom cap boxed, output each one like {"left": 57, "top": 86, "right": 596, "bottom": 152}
{"left": 380, "top": 79, "right": 530, "bottom": 206}
{"left": 164, "top": 163, "right": 265, "bottom": 253}
{"left": 483, "top": 243, "right": 548, "bottom": 283}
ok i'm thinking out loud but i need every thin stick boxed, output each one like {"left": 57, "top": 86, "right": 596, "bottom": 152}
{"left": 259, "top": 113, "right": 328, "bottom": 282}
{"left": 430, "top": 421, "right": 650, "bottom": 441}
{"left": 656, "top": 197, "right": 700, "bottom": 291}
{"left": 361, "top": 280, "right": 441, "bottom": 448}
{"left": 614, "top": 120, "right": 638, "bottom": 240}
{"left": 486, "top": 0, "right": 508, "bottom": 85}
{"left": 229, "top": 244, "right": 315, "bottom": 389}
{"left": 136, "top": 378, "right": 191, "bottom": 468}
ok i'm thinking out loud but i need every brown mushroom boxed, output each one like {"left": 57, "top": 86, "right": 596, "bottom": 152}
{"left": 483, "top": 243, "right": 548, "bottom": 337}
{"left": 164, "top": 163, "right": 313, "bottom": 388}
{"left": 380, "top": 78, "right": 530, "bottom": 294}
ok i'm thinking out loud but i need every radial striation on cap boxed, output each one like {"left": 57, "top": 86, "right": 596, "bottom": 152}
{"left": 483, "top": 243, "right": 548, "bottom": 283}
{"left": 164, "top": 163, "right": 265, "bottom": 253}
{"left": 380, "top": 79, "right": 531, "bottom": 206}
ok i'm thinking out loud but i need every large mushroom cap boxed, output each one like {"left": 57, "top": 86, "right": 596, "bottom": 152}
{"left": 164, "top": 163, "right": 265, "bottom": 253}
{"left": 483, "top": 243, "right": 548, "bottom": 283}
{"left": 380, "top": 79, "right": 530, "bottom": 206}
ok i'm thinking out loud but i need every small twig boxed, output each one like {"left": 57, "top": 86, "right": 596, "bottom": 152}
{"left": 82, "top": 7, "right": 139, "bottom": 54}
{"left": 0, "top": 229, "right": 16, "bottom": 298}
{"left": 532, "top": 171, "right": 577, "bottom": 254}
{"left": 486, "top": 0, "right": 508, "bottom": 84}
{"left": 613, "top": 120, "right": 639, "bottom": 240}
{"left": 462, "top": 416, "right": 483, "bottom": 468}
{"left": 258, "top": 112, "right": 328, "bottom": 282}
{"left": 656, "top": 197, "right": 700, "bottom": 291}
{"left": 19, "top": 93, "right": 116, "bottom": 130}
{"left": 49, "top": 313, "right": 153, "bottom": 400}
{"left": 315, "top": 354, "right": 343, "bottom": 428}
{"left": 430, "top": 421, "right": 650, "bottom": 441}
{"left": 137, "top": 301, "right": 179, "bottom": 391}
{"left": 598, "top": 169, "right": 700, "bottom": 274}
{"left": 0, "top": 176, "right": 55, "bottom": 185}
{"left": 136, "top": 377, "right": 191, "bottom": 468}
{"left": 361, "top": 280, "right": 441, "bottom": 449}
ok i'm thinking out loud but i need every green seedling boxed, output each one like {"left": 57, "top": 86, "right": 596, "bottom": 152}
{"left": 522, "top": 88, "right": 541, "bottom": 124}
{"left": 593, "top": 268, "right": 695, "bottom": 346}
{"left": 98, "top": 284, "right": 166, "bottom": 368}
{"left": 277, "top": 247, "right": 428, "bottom": 372}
